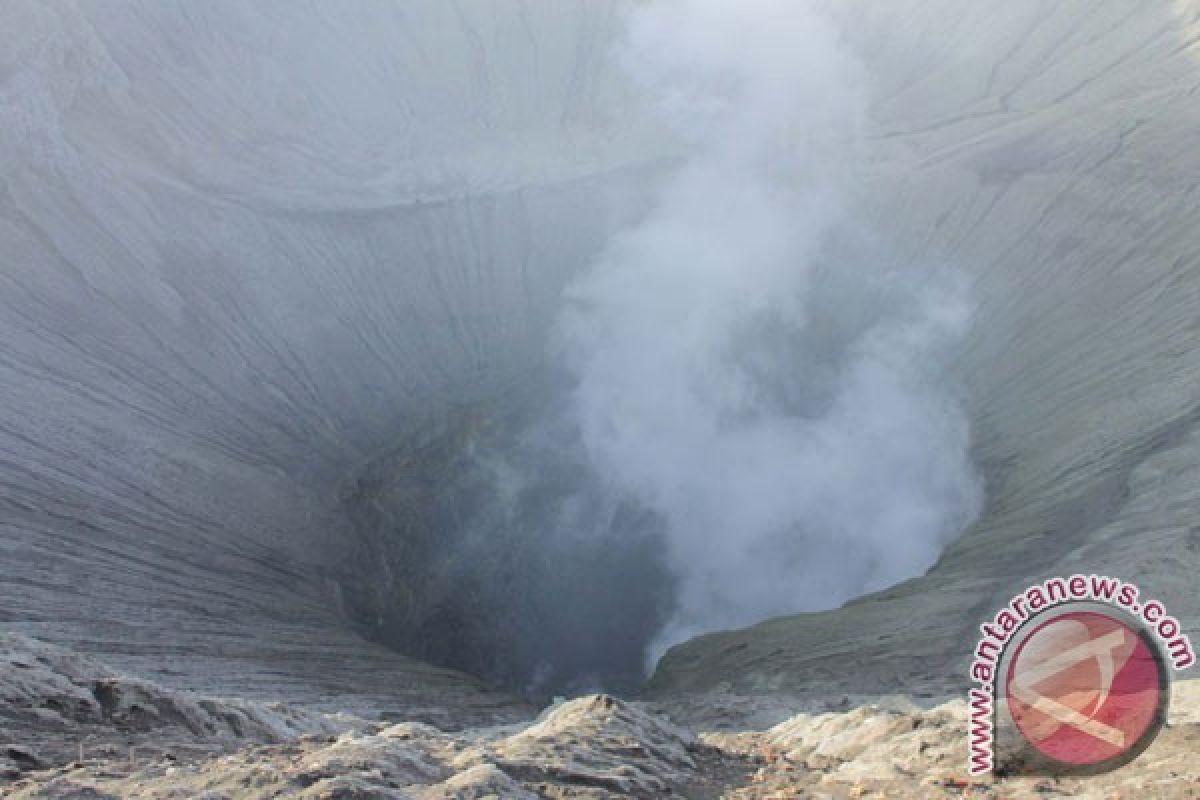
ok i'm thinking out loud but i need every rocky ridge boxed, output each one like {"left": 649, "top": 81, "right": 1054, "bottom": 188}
{"left": 4, "top": 634, "right": 1200, "bottom": 799}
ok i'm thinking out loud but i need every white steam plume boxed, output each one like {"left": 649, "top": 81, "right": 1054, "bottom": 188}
{"left": 555, "top": 0, "right": 984, "bottom": 666}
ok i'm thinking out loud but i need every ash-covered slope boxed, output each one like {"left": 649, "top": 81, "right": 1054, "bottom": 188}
{"left": 4, "top": 0, "right": 1200, "bottom": 726}
{"left": 649, "top": 0, "right": 1200, "bottom": 719}
{"left": 0, "top": 0, "right": 660, "bottom": 716}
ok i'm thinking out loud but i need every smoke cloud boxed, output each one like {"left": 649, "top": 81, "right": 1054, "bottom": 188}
{"left": 362, "top": 0, "right": 984, "bottom": 696}
{"left": 555, "top": 0, "right": 984, "bottom": 664}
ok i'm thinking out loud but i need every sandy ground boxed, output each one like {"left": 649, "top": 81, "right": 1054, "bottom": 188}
{"left": 3, "top": 632, "right": 1200, "bottom": 798}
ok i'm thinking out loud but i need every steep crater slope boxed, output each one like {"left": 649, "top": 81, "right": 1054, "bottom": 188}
{"left": 0, "top": 0, "right": 666, "bottom": 715}
{"left": 5, "top": 0, "right": 1200, "bottom": 726}
{"left": 649, "top": 0, "right": 1200, "bottom": 721}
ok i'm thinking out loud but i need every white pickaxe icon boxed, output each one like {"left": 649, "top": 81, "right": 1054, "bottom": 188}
{"left": 1009, "top": 628, "right": 1129, "bottom": 748}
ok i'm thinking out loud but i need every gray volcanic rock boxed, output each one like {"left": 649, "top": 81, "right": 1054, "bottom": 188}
{"left": 0, "top": 639, "right": 732, "bottom": 797}
{"left": 7, "top": 640, "right": 1200, "bottom": 798}
{"left": 648, "top": 0, "right": 1200, "bottom": 719}
{"left": 0, "top": 631, "right": 359, "bottom": 775}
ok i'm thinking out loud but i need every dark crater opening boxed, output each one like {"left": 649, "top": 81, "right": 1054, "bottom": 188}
{"left": 328, "top": 242, "right": 936, "bottom": 701}
{"left": 335, "top": 375, "right": 677, "bottom": 700}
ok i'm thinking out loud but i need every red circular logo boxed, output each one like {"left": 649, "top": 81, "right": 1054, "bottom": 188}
{"left": 1004, "top": 611, "right": 1167, "bottom": 768}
